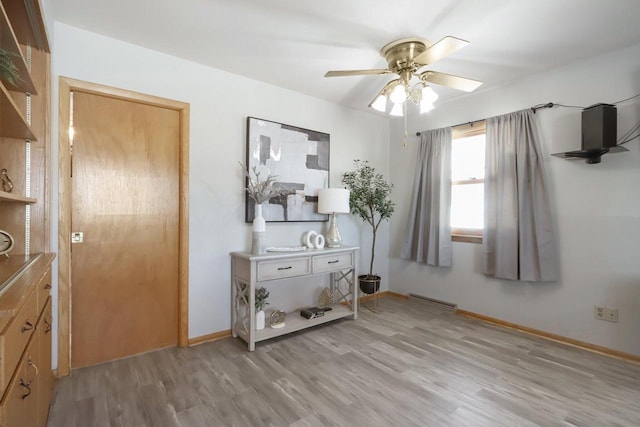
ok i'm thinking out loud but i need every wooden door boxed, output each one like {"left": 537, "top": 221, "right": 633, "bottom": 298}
{"left": 70, "top": 91, "right": 180, "bottom": 368}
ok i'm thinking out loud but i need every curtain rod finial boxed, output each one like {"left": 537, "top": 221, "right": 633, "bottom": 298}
{"left": 416, "top": 132, "right": 421, "bottom": 136}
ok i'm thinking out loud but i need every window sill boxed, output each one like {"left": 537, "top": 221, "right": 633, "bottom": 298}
{"left": 451, "top": 234, "right": 482, "bottom": 244}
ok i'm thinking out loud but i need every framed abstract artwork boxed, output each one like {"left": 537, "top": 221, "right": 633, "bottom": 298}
{"left": 245, "top": 117, "right": 330, "bottom": 222}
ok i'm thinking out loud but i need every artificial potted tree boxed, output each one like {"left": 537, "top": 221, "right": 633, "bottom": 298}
{"left": 342, "top": 160, "right": 395, "bottom": 294}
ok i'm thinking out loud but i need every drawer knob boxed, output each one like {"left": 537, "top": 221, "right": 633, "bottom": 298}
{"left": 277, "top": 266, "right": 292, "bottom": 271}
{"left": 21, "top": 320, "right": 33, "bottom": 333}
{"left": 44, "top": 283, "right": 51, "bottom": 289}
{"left": 327, "top": 260, "right": 339, "bottom": 264}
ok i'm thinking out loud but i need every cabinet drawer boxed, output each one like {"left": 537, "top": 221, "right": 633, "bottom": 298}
{"left": 0, "top": 288, "right": 38, "bottom": 397}
{"left": 312, "top": 252, "right": 354, "bottom": 273}
{"left": 257, "top": 258, "right": 310, "bottom": 281}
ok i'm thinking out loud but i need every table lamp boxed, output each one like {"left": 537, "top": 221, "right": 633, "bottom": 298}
{"left": 318, "top": 188, "right": 350, "bottom": 248}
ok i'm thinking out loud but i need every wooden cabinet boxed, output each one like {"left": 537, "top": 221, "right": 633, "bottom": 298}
{"left": 0, "top": 254, "right": 54, "bottom": 427}
{"left": 230, "top": 246, "right": 359, "bottom": 351}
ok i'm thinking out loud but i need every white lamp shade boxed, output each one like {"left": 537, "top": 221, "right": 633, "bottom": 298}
{"left": 389, "top": 84, "right": 407, "bottom": 104}
{"left": 371, "top": 94, "right": 387, "bottom": 112}
{"left": 420, "top": 101, "right": 435, "bottom": 114}
{"left": 389, "top": 103, "right": 404, "bottom": 117}
{"left": 422, "top": 85, "right": 439, "bottom": 103}
{"left": 318, "top": 188, "right": 350, "bottom": 214}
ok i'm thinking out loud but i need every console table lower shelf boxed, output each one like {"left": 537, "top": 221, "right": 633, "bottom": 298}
{"left": 239, "top": 305, "right": 353, "bottom": 344}
{"left": 230, "top": 246, "right": 358, "bottom": 351}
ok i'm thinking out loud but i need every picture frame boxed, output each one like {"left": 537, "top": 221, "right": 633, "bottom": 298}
{"left": 245, "top": 117, "right": 330, "bottom": 222}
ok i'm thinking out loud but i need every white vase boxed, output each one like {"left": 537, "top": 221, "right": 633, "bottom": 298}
{"left": 256, "top": 310, "right": 265, "bottom": 330}
{"left": 252, "top": 204, "right": 266, "bottom": 255}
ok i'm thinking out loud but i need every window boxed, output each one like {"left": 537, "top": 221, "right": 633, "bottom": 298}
{"left": 451, "top": 122, "right": 486, "bottom": 243}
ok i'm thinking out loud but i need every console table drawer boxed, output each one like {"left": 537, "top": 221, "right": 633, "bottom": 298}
{"left": 257, "top": 258, "right": 310, "bottom": 281}
{"left": 312, "top": 252, "right": 353, "bottom": 273}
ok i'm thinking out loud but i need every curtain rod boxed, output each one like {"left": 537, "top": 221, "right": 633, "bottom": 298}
{"left": 415, "top": 102, "right": 555, "bottom": 136}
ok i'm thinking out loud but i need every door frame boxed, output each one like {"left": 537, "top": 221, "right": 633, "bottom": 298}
{"left": 57, "top": 77, "right": 190, "bottom": 376}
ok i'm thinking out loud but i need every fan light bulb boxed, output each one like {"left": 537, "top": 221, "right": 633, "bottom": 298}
{"left": 371, "top": 94, "right": 387, "bottom": 112}
{"left": 420, "top": 101, "right": 435, "bottom": 114}
{"left": 389, "top": 84, "right": 407, "bottom": 104}
{"left": 390, "top": 103, "right": 404, "bottom": 117}
{"left": 422, "top": 85, "right": 439, "bottom": 104}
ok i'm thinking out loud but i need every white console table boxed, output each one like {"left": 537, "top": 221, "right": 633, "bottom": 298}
{"left": 230, "top": 246, "right": 358, "bottom": 351}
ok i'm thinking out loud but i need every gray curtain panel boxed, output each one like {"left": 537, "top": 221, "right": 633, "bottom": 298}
{"left": 483, "top": 109, "right": 558, "bottom": 281}
{"left": 401, "top": 128, "right": 453, "bottom": 267}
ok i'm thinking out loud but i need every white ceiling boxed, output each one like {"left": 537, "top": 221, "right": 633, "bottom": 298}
{"left": 51, "top": 0, "right": 640, "bottom": 112}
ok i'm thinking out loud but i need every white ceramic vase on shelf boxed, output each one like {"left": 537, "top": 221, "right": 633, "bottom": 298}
{"left": 252, "top": 204, "right": 266, "bottom": 255}
{"left": 256, "top": 310, "right": 265, "bottom": 330}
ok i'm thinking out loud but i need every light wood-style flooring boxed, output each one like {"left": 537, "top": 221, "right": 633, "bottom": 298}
{"left": 47, "top": 297, "right": 640, "bottom": 426}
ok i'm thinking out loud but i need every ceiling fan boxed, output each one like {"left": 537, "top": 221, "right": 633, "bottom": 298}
{"left": 325, "top": 36, "right": 482, "bottom": 114}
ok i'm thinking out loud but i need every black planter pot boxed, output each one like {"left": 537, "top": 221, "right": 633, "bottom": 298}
{"left": 359, "top": 275, "right": 381, "bottom": 294}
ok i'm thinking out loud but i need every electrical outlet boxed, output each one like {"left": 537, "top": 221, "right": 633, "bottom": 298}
{"left": 594, "top": 305, "right": 606, "bottom": 320}
{"left": 605, "top": 307, "right": 619, "bottom": 323}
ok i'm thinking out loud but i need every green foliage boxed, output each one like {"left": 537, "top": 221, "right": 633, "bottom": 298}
{"left": 342, "top": 160, "right": 395, "bottom": 276}
{"left": 0, "top": 49, "right": 22, "bottom": 88}
{"left": 255, "top": 287, "right": 270, "bottom": 311}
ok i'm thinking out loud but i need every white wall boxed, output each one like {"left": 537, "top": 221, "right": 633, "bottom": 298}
{"left": 49, "top": 23, "right": 391, "bottom": 366}
{"left": 390, "top": 42, "right": 640, "bottom": 356}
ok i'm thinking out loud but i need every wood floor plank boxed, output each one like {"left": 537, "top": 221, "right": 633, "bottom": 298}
{"left": 48, "top": 297, "right": 640, "bottom": 426}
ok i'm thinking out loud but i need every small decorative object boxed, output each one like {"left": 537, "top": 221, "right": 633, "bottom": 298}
{"left": 252, "top": 204, "right": 266, "bottom": 255}
{"left": 269, "top": 310, "right": 286, "bottom": 329}
{"left": 314, "top": 234, "right": 325, "bottom": 249}
{"left": 318, "top": 188, "right": 350, "bottom": 247}
{"left": 303, "top": 230, "right": 317, "bottom": 248}
{"left": 1, "top": 169, "right": 14, "bottom": 193}
{"left": 318, "top": 287, "right": 334, "bottom": 308}
{"left": 255, "top": 287, "right": 270, "bottom": 331}
{"left": 342, "top": 160, "right": 395, "bottom": 294}
{"left": 241, "top": 163, "right": 290, "bottom": 254}
{"left": 0, "top": 229, "right": 15, "bottom": 258}
{"left": 246, "top": 117, "right": 330, "bottom": 222}
{"left": 300, "top": 306, "right": 332, "bottom": 319}
{"left": 0, "top": 48, "right": 22, "bottom": 88}
{"left": 302, "top": 230, "right": 325, "bottom": 249}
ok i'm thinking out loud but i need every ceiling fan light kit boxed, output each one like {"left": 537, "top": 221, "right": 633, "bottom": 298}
{"left": 326, "top": 36, "right": 483, "bottom": 135}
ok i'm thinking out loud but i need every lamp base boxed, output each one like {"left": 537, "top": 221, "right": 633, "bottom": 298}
{"left": 325, "top": 213, "right": 342, "bottom": 248}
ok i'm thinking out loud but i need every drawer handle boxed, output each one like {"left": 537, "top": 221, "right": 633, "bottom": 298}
{"left": 277, "top": 266, "right": 292, "bottom": 271}
{"left": 44, "top": 283, "right": 51, "bottom": 289}
{"left": 27, "top": 358, "right": 39, "bottom": 384}
{"left": 21, "top": 320, "right": 33, "bottom": 333}
{"left": 20, "top": 379, "right": 31, "bottom": 399}
{"left": 44, "top": 319, "right": 52, "bottom": 333}
{"left": 327, "top": 260, "right": 340, "bottom": 264}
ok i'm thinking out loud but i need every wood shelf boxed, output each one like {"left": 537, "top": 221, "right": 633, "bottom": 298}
{"left": 2, "top": 0, "right": 50, "bottom": 53}
{"left": 0, "top": 190, "right": 36, "bottom": 204}
{"left": 0, "top": 2, "right": 37, "bottom": 94}
{"left": 0, "top": 79, "right": 36, "bottom": 140}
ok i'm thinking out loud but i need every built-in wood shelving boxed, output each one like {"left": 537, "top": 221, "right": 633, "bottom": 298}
{"left": 0, "top": 2, "right": 37, "bottom": 94}
{"left": 0, "top": 190, "right": 36, "bottom": 204}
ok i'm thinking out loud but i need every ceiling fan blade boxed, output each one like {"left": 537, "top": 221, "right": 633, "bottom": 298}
{"left": 413, "top": 36, "right": 469, "bottom": 65}
{"left": 325, "top": 69, "right": 392, "bottom": 77}
{"left": 420, "top": 70, "right": 482, "bottom": 92}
